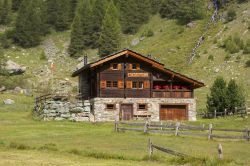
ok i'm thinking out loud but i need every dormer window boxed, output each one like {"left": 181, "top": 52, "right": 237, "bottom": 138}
{"left": 132, "top": 63, "right": 137, "bottom": 70}
{"left": 112, "top": 63, "right": 118, "bottom": 70}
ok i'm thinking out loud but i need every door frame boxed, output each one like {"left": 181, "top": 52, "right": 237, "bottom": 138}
{"left": 119, "top": 103, "right": 134, "bottom": 121}
{"left": 159, "top": 103, "right": 188, "bottom": 121}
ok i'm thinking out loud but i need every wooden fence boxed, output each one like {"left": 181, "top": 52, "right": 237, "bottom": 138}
{"left": 115, "top": 121, "right": 250, "bottom": 141}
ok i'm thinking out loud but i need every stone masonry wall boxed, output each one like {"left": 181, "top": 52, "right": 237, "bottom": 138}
{"left": 91, "top": 98, "right": 196, "bottom": 122}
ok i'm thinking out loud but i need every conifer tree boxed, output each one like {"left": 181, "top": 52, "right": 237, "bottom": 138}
{"left": 69, "top": 0, "right": 78, "bottom": 23}
{"left": 68, "top": 3, "right": 84, "bottom": 57}
{"left": 13, "top": 0, "right": 42, "bottom": 47}
{"left": 0, "top": 0, "right": 11, "bottom": 25}
{"left": 207, "top": 76, "right": 227, "bottom": 113}
{"left": 12, "top": 0, "right": 22, "bottom": 11}
{"left": 92, "top": 0, "right": 107, "bottom": 48}
{"left": 35, "top": 0, "right": 49, "bottom": 35}
{"left": 46, "top": 0, "right": 58, "bottom": 26}
{"left": 150, "top": 0, "right": 161, "bottom": 14}
{"left": 55, "top": 0, "right": 70, "bottom": 31}
{"left": 226, "top": 80, "right": 245, "bottom": 112}
{"left": 98, "top": 1, "right": 121, "bottom": 57}
{"left": 0, "top": 49, "right": 6, "bottom": 75}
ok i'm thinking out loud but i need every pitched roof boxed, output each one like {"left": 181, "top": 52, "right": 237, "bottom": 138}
{"left": 72, "top": 49, "right": 205, "bottom": 88}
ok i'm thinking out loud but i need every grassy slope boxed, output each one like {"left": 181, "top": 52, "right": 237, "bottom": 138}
{"left": 0, "top": 94, "right": 250, "bottom": 165}
{"left": 4, "top": 2, "right": 249, "bottom": 110}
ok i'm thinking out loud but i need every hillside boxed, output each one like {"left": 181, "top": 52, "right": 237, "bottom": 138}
{"left": 1, "top": 1, "right": 250, "bottom": 111}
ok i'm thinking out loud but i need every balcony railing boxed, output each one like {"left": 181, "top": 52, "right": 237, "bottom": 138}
{"left": 152, "top": 89, "right": 193, "bottom": 98}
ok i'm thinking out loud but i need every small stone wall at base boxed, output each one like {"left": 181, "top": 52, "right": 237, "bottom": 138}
{"left": 90, "top": 98, "right": 196, "bottom": 122}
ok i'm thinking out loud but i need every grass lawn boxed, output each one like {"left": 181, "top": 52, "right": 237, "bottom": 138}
{"left": 0, "top": 94, "right": 250, "bottom": 165}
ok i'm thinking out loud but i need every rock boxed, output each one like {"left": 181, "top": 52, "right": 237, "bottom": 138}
{"left": 186, "top": 21, "right": 196, "bottom": 28}
{"left": 214, "top": 68, "right": 220, "bottom": 73}
{"left": 140, "top": 37, "right": 145, "bottom": 41}
{"left": 14, "top": 87, "right": 22, "bottom": 93}
{"left": 55, "top": 117, "right": 65, "bottom": 121}
{"left": 5, "top": 60, "right": 26, "bottom": 75}
{"left": 61, "top": 113, "right": 71, "bottom": 118}
{"left": 131, "top": 38, "right": 140, "bottom": 46}
{"left": 70, "top": 107, "right": 84, "bottom": 113}
{"left": 3, "top": 99, "right": 15, "bottom": 105}
{"left": 0, "top": 86, "right": 6, "bottom": 92}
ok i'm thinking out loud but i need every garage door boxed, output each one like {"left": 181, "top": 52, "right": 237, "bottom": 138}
{"left": 160, "top": 105, "right": 187, "bottom": 121}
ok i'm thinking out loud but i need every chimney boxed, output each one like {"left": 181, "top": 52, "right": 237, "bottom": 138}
{"left": 83, "top": 55, "right": 88, "bottom": 65}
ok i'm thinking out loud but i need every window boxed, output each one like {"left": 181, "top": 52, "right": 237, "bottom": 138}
{"left": 113, "top": 81, "right": 118, "bottom": 88}
{"left": 106, "top": 104, "right": 115, "bottom": 110}
{"left": 132, "top": 81, "right": 137, "bottom": 89}
{"left": 132, "top": 63, "right": 137, "bottom": 70}
{"left": 138, "top": 104, "right": 147, "bottom": 110}
{"left": 138, "top": 82, "right": 144, "bottom": 89}
{"left": 107, "top": 81, "right": 112, "bottom": 88}
{"left": 112, "top": 63, "right": 118, "bottom": 70}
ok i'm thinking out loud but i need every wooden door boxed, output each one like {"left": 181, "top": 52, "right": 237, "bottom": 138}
{"left": 120, "top": 104, "right": 133, "bottom": 121}
{"left": 160, "top": 105, "right": 187, "bottom": 121}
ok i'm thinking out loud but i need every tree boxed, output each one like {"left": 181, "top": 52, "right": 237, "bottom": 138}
{"left": 13, "top": 0, "right": 42, "bottom": 47}
{"left": 12, "top": 0, "right": 22, "bottom": 11}
{"left": 98, "top": 1, "right": 121, "bottom": 56}
{"left": 226, "top": 80, "right": 245, "bottom": 112}
{"left": 206, "top": 76, "right": 227, "bottom": 113}
{"left": 91, "top": 0, "right": 107, "bottom": 48}
{"left": 69, "top": 0, "right": 78, "bottom": 23}
{"left": 68, "top": 0, "right": 93, "bottom": 56}
{"left": 150, "top": 0, "right": 161, "bottom": 14}
{"left": 0, "top": 0, "right": 11, "bottom": 25}
{"left": 0, "top": 49, "right": 6, "bottom": 75}
{"left": 46, "top": 0, "right": 58, "bottom": 26}
{"left": 55, "top": 0, "right": 70, "bottom": 31}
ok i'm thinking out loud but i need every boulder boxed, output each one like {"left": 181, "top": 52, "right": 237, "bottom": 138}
{"left": 186, "top": 21, "right": 196, "bottom": 28}
{"left": 131, "top": 38, "right": 140, "bottom": 46}
{"left": 54, "top": 117, "right": 65, "bottom": 121}
{"left": 3, "top": 99, "right": 15, "bottom": 105}
{"left": 0, "top": 86, "right": 6, "bottom": 92}
{"left": 70, "top": 107, "right": 85, "bottom": 113}
{"left": 5, "top": 60, "right": 26, "bottom": 75}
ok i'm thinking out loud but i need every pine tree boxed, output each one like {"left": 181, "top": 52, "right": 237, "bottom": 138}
{"left": 99, "top": 1, "right": 121, "bottom": 57}
{"left": 92, "top": 0, "right": 107, "bottom": 48}
{"left": 46, "top": 0, "right": 58, "bottom": 26}
{"left": 68, "top": 4, "right": 84, "bottom": 57}
{"left": 206, "top": 76, "right": 227, "bottom": 113}
{"left": 226, "top": 80, "right": 245, "bottom": 112}
{"left": 36, "top": 0, "right": 49, "bottom": 35}
{"left": 12, "top": 0, "right": 22, "bottom": 11}
{"left": 150, "top": 0, "right": 161, "bottom": 14}
{"left": 0, "top": 49, "right": 6, "bottom": 75}
{"left": 13, "top": 0, "right": 42, "bottom": 47}
{"left": 55, "top": 0, "right": 70, "bottom": 31}
{"left": 0, "top": 0, "right": 11, "bottom": 25}
{"left": 69, "top": 0, "right": 78, "bottom": 23}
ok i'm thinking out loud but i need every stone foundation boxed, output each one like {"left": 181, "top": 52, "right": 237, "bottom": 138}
{"left": 90, "top": 98, "right": 196, "bottom": 122}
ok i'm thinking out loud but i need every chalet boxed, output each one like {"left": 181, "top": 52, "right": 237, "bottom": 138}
{"left": 72, "top": 49, "right": 205, "bottom": 122}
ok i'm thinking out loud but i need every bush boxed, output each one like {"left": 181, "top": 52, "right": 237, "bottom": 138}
{"left": 208, "top": 54, "right": 214, "bottom": 61}
{"left": 245, "top": 60, "right": 250, "bottom": 67}
{"left": 226, "top": 8, "right": 236, "bottom": 22}
{"left": 0, "top": 75, "right": 29, "bottom": 89}
{"left": 143, "top": 29, "right": 154, "bottom": 37}
{"left": 40, "top": 51, "right": 47, "bottom": 60}
{"left": 224, "top": 53, "right": 231, "bottom": 61}
{"left": 243, "top": 39, "right": 250, "bottom": 54}
{"left": 222, "top": 34, "right": 244, "bottom": 54}
{"left": 0, "top": 33, "right": 12, "bottom": 49}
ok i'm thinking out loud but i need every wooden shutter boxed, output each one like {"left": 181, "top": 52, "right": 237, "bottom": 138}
{"left": 118, "top": 80, "right": 124, "bottom": 89}
{"left": 144, "top": 81, "right": 150, "bottom": 89}
{"left": 100, "top": 80, "right": 106, "bottom": 89}
{"left": 136, "top": 64, "right": 140, "bottom": 70}
{"left": 127, "top": 63, "right": 132, "bottom": 70}
{"left": 117, "top": 64, "right": 122, "bottom": 70}
{"left": 126, "top": 81, "right": 132, "bottom": 89}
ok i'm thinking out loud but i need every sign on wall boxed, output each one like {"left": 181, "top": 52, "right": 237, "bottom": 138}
{"left": 127, "top": 73, "right": 149, "bottom": 77}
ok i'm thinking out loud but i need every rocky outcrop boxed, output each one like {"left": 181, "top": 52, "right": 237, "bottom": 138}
{"left": 5, "top": 60, "right": 26, "bottom": 75}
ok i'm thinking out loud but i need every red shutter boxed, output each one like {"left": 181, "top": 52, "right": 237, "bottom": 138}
{"left": 118, "top": 80, "right": 124, "bottom": 89}
{"left": 144, "top": 81, "right": 150, "bottom": 89}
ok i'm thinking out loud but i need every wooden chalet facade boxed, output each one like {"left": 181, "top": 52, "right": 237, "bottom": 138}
{"left": 72, "top": 49, "right": 204, "bottom": 122}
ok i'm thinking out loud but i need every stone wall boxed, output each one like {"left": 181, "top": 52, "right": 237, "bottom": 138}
{"left": 36, "top": 100, "right": 92, "bottom": 122}
{"left": 90, "top": 98, "right": 196, "bottom": 122}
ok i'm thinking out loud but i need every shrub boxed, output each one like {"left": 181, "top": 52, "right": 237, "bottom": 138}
{"left": 143, "top": 29, "right": 154, "bottom": 37}
{"left": 224, "top": 53, "right": 231, "bottom": 61}
{"left": 222, "top": 34, "right": 244, "bottom": 54}
{"left": 208, "top": 54, "right": 214, "bottom": 61}
{"left": 226, "top": 8, "right": 236, "bottom": 22}
{"left": 243, "top": 39, "right": 250, "bottom": 54}
{"left": 0, "top": 33, "right": 12, "bottom": 49}
{"left": 40, "top": 51, "right": 47, "bottom": 60}
{"left": 245, "top": 60, "right": 250, "bottom": 67}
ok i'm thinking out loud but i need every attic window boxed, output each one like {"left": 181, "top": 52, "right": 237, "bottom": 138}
{"left": 132, "top": 63, "right": 137, "bottom": 70}
{"left": 112, "top": 63, "right": 118, "bottom": 70}
{"left": 138, "top": 104, "right": 147, "bottom": 110}
{"left": 106, "top": 104, "right": 115, "bottom": 110}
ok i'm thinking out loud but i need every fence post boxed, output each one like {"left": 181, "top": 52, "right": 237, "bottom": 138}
{"left": 214, "top": 109, "right": 217, "bottom": 118}
{"left": 115, "top": 120, "right": 118, "bottom": 132}
{"left": 235, "top": 107, "right": 237, "bottom": 114}
{"left": 208, "top": 124, "right": 213, "bottom": 140}
{"left": 246, "top": 128, "right": 250, "bottom": 141}
{"left": 202, "top": 124, "right": 205, "bottom": 131}
{"left": 218, "top": 144, "right": 223, "bottom": 160}
{"left": 175, "top": 122, "right": 180, "bottom": 136}
{"left": 148, "top": 138, "right": 153, "bottom": 156}
{"left": 144, "top": 121, "right": 148, "bottom": 133}
{"left": 160, "top": 121, "right": 163, "bottom": 131}
{"left": 224, "top": 109, "right": 227, "bottom": 117}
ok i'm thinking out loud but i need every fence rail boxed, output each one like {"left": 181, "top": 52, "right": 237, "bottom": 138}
{"left": 115, "top": 121, "right": 250, "bottom": 141}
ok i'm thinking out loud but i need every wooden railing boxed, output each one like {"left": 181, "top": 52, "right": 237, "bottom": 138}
{"left": 152, "top": 89, "right": 193, "bottom": 98}
{"left": 115, "top": 121, "right": 250, "bottom": 141}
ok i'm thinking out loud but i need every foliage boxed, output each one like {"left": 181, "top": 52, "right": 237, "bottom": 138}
{"left": 206, "top": 76, "right": 227, "bottom": 113}
{"left": 0, "top": 0, "right": 11, "bottom": 25}
{"left": 12, "top": 0, "right": 23, "bottom": 11}
{"left": 98, "top": 1, "right": 122, "bottom": 57}
{"left": 150, "top": 0, "right": 161, "bottom": 14}
{"left": 39, "top": 51, "right": 47, "bottom": 60}
{"left": 159, "top": 0, "right": 205, "bottom": 24}
{"left": 54, "top": 0, "right": 70, "bottom": 31}
{"left": 13, "top": 0, "right": 43, "bottom": 47}
{"left": 245, "top": 59, "right": 250, "bottom": 67}
{"left": 222, "top": 34, "right": 244, "bottom": 54}
{"left": 0, "top": 33, "right": 11, "bottom": 49}
{"left": 207, "top": 77, "right": 245, "bottom": 113}
{"left": 226, "top": 79, "right": 245, "bottom": 112}
{"left": 226, "top": 7, "right": 237, "bottom": 22}
{"left": 69, "top": 0, "right": 78, "bottom": 23}
{"left": 0, "top": 49, "right": 6, "bottom": 75}
{"left": 208, "top": 54, "right": 214, "bottom": 61}
{"left": 243, "top": 39, "right": 250, "bottom": 54}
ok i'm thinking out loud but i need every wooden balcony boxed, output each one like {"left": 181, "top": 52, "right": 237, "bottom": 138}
{"left": 152, "top": 89, "right": 193, "bottom": 98}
